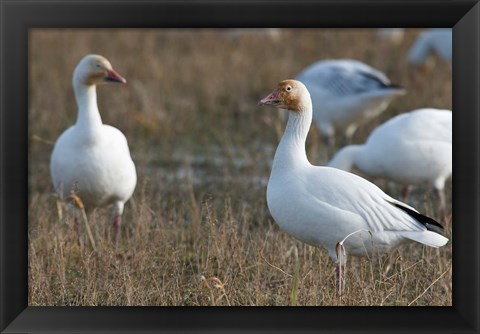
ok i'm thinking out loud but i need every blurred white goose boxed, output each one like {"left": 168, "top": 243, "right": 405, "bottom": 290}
{"left": 295, "top": 59, "right": 405, "bottom": 149}
{"left": 258, "top": 80, "right": 448, "bottom": 295}
{"left": 407, "top": 29, "right": 452, "bottom": 66}
{"left": 328, "top": 108, "right": 452, "bottom": 219}
{"left": 225, "top": 28, "right": 281, "bottom": 40}
{"left": 50, "top": 54, "right": 137, "bottom": 245}
{"left": 376, "top": 28, "right": 405, "bottom": 45}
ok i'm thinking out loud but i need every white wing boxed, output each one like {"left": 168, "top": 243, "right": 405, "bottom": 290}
{"left": 368, "top": 108, "right": 452, "bottom": 145}
{"left": 296, "top": 59, "right": 402, "bottom": 98}
{"left": 305, "top": 166, "right": 444, "bottom": 235}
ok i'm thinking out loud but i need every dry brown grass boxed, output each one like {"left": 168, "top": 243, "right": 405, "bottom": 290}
{"left": 28, "top": 28, "right": 452, "bottom": 306}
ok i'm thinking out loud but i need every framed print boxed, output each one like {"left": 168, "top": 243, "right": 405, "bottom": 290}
{"left": 1, "top": 0, "right": 478, "bottom": 333}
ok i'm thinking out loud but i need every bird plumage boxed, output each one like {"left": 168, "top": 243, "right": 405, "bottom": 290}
{"left": 50, "top": 54, "right": 137, "bottom": 245}
{"left": 295, "top": 60, "right": 405, "bottom": 146}
{"left": 328, "top": 108, "right": 452, "bottom": 217}
{"left": 259, "top": 80, "right": 448, "bottom": 268}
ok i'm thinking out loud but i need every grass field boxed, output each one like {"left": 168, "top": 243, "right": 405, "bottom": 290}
{"left": 28, "top": 28, "right": 452, "bottom": 306}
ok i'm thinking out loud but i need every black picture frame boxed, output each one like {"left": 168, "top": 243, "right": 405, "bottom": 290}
{"left": 1, "top": 0, "right": 478, "bottom": 333}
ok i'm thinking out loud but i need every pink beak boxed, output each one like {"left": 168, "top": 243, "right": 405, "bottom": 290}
{"left": 105, "top": 68, "right": 127, "bottom": 84}
{"left": 258, "top": 89, "right": 280, "bottom": 106}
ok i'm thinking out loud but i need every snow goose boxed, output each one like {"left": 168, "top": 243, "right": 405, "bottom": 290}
{"left": 295, "top": 59, "right": 405, "bottom": 150}
{"left": 407, "top": 29, "right": 452, "bottom": 66}
{"left": 50, "top": 54, "right": 137, "bottom": 245}
{"left": 258, "top": 80, "right": 448, "bottom": 295}
{"left": 328, "top": 108, "right": 452, "bottom": 220}
{"left": 225, "top": 28, "right": 281, "bottom": 40}
{"left": 376, "top": 28, "right": 405, "bottom": 45}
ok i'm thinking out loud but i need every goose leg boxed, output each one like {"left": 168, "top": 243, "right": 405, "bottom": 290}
{"left": 66, "top": 194, "right": 105, "bottom": 251}
{"left": 335, "top": 242, "right": 347, "bottom": 298}
{"left": 112, "top": 215, "right": 122, "bottom": 246}
{"left": 112, "top": 202, "right": 125, "bottom": 246}
{"left": 324, "top": 133, "right": 334, "bottom": 147}
{"left": 336, "top": 262, "right": 345, "bottom": 297}
{"left": 67, "top": 200, "right": 84, "bottom": 248}
{"left": 344, "top": 124, "right": 358, "bottom": 146}
{"left": 436, "top": 188, "right": 447, "bottom": 222}
{"left": 319, "top": 123, "right": 336, "bottom": 158}
{"left": 73, "top": 215, "right": 84, "bottom": 249}
{"left": 324, "top": 134, "right": 336, "bottom": 158}
{"left": 401, "top": 185, "right": 411, "bottom": 202}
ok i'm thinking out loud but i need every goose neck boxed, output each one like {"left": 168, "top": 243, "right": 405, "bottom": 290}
{"left": 328, "top": 145, "right": 364, "bottom": 172}
{"left": 73, "top": 81, "right": 103, "bottom": 130}
{"left": 272, "top": 108, "right": 312, "bottom": 171}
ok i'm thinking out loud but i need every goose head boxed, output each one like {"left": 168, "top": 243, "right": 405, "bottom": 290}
{"left": 73, "top": 54, "right": 126, "bottom": 86}
{"left": 258, "top": 79, "right": 311, "bottom": 112}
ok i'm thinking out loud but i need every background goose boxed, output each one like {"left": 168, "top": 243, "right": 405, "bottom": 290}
{"left": 50, "top": 54, "right": 137, "bottom": 245}
{"left": 376, "top": 28, "right": 405, "bottom": 45}
{"left": 328, "top": 108, "right": 452, "bottom": 220}
{"left": 258, "top": 80, "right": 448, "bottom": 295}
{"left": 225, "top": 28, "right": 281, "bottom": 41}
{"left": 407, "top": 28, "right": 452, "bottom": 67}
{"left": 295, "top": 59, "right": 406, "bottom": 150}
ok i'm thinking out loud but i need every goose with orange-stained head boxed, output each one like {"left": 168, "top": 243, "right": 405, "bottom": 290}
{"left": 258, "top": 79, "right": 448, "bottom": 296}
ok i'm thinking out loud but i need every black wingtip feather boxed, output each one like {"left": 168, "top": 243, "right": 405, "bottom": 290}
{"left": 392, "top": 203, "right": 445, "bottom": 235}
{"left": 387, "top": 83, "right": 405, "bottom": 90}
{"left": 358, "top": 71, "right": 404, "bottom": 91}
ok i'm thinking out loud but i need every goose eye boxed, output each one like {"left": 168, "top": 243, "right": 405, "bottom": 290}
{"left": 286, "top": 86, "right": 292, "bottom": 92}
{"left": 95, "top": 63, "right": 101, "bottom": 69}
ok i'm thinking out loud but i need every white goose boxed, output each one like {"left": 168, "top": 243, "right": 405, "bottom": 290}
{"left": 295, "top": 60, "right": 405, "bottom": 149}
{"left": 258, "top": 80, "right": 448, "bottom": 295}
{"left": 376, "top": 28, "right": 405, "bottom": 45}
{"left": 328, "top": 108, "right": 452, "bottom": 219}
{"left": 407, "top": 29, "right": 452, "bottom": 66}
{"left": 50, "top": 54, "right": 137, "bottom": 245}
